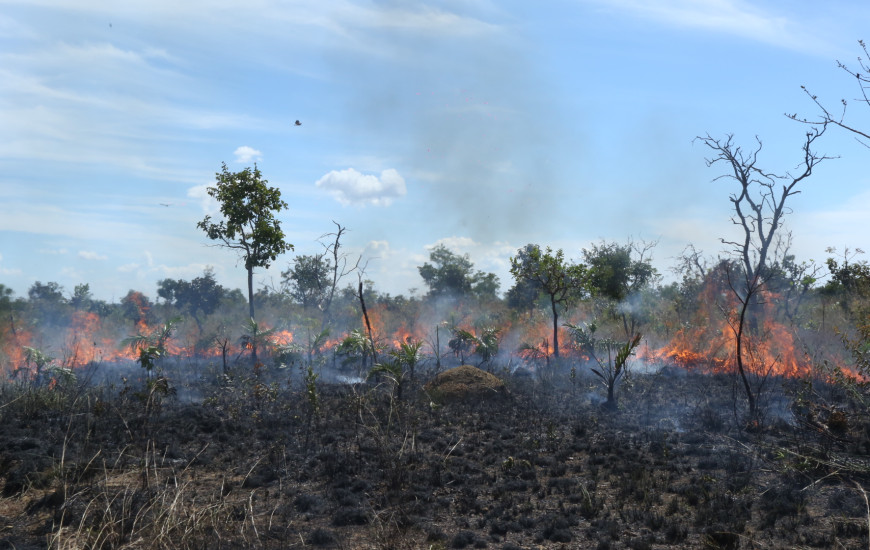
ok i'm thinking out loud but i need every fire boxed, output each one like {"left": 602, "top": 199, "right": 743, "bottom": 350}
{"left": 642, "top": 276, "right": 815, "bottom": 378}
{"left": 0, "top": 269, "right": 862, "bottom": 385}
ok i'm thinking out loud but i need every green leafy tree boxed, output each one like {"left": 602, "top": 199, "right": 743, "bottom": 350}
{"left": 28, "top": 281, "right": 65, "bottom": 304}
{"left": 281, "top": 254, "right": 332, "bottom": 311}
{"left": 0, "top": 284, "right": 13, "bottom": 309}
{"left": 197, "top": 163, "right": 293, "bottom": 321}
{"left": 69, "top": 283, "right": 93, "bottom": 311}
{"left": 27, "top": 281, "right": 68, "bottom": 325}
{"left": 418, "top": 244, "right": 500, "bottom": 301}
{"left": 510, "top": 245, "right": 586, "bottom": 358}
{"left": 157, "top": 268, "right": 225, "bottom": 333}
{"left": 197, "top": 163, "right": 294, "bottom": 364}
{"left": 582, "top": 241, "right": 658, "bottom": 339}
{"left": 824, "top": 247, "right": 870, "bottom": 316}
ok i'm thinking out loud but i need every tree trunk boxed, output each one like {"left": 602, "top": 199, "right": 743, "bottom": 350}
{"left": 606, "top": 383, "right": 616, "bottom": 409}
{"left": 247, "top": 266, "right": 258, "bottom": 365}
{"left": 735, "top": 289, "right": 757, "bottom": 421}
{"left": 550, "top": 295, "right": 560, "bottom": 358}
{"left": 359, "top": 281, "right": 377, "bottom": 366}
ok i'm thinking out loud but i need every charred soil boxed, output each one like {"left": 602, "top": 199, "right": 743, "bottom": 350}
{"left": 1, "top": 362, "right": 868, "bottom": 549}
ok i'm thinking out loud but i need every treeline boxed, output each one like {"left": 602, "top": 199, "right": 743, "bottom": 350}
{"left": 1, "top": 241, "right": 869, "bottom": 374}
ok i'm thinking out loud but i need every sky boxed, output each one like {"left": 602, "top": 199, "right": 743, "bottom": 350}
{"left": 2, "top": 0, "right": 870, "bottom": 302}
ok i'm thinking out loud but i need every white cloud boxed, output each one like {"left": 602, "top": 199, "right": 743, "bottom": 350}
{"left": 39, "top": 248, "right": 68, "bottom": 255}
{"left": 117, "top": 263, "right": 140, "bottom": 273}
{"left": 0, "top": 267, "right": 22, "bottom": 276}
{"left": 233, "top": 145, "right": 262, "bottom": 163}
{"left": 316, "top": 168, "right": 407, "bottom": 206}
{"left": 187, "top": 183, "right": 220, "bottom": 215}
{"left": 78, "top": 250, "right": 108, "bottom": 261}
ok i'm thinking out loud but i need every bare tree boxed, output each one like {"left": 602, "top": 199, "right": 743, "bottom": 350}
{"left": 281, "top": 221, "right": 361, "bottom": 333}
{"left": 319, "top": 222, "right": 361, "bottom": 331}
{"left": 697, "top": 128, "right": 831, "bottom": 422}
{"left": 789, "top": 39, "right": 870, "bottom": 147}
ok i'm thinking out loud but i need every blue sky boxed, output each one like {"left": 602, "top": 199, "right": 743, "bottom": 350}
{"left": 2, "top": 0, "right": 870, "bottom": 302}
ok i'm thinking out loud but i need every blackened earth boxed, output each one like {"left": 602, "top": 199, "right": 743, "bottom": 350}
{"left": 0, "top": 362, "right": 868, "bottom": 549}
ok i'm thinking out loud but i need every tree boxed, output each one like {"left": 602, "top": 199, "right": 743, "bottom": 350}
{"left": 510, "top": 244, "right": 586, "bottom": 359}
{"left": 27, "top": 282, "right": 68, "bottom": 326}
{"left": 823, "top": 247, "right": 870, "bottom": 321}
{"left": 70, "top": 284, "right": 93, "bottom": 311}
{"left": 28, "top": 281, "right": 65, "bottom": 304}
{"left": 282, "top": 255, "right": 332, "bottom": 310}
{"left": 697, "top": 129, "right": 830, "bottom": 422}
{"left": 582, "top": 240, "right": 658, "bottom": 339}
{"left": 565, "top": 321, "right": 641, "bottom": 410}
{"left": 120, "top": 290, "right": 154, "bottom": 329}
{"left": 418, "top": 245, "right": 500, "bottom": 301}
{"left": 790, "top": 40, "right": 870, "bottom": 147}
{"left": 0, "top": 284, "right": 13, "bottom": 311}
{"left": 197, "top": 163, "right": 294, "bottom": 364}
{"left": 369, "top": 339, "right": 424, "bottom": 402}
{"left": 157, "top": 268, "right": 225, "bottom": 333}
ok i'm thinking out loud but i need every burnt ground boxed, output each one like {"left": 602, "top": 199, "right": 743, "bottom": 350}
{"left": 1, "top": 361, "right": 869, "bottom": 549}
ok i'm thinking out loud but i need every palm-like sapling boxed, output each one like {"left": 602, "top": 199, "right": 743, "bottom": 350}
{"left": 369, "top": 339, "right": 424, "bottom": 402}
{"left": 122, "top": 316, "right": 182, "bottom": 375}
{"left": 566, "top": 321, "right": 641, "bottom": 409}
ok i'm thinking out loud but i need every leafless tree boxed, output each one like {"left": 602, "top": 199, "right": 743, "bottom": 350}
{"left": 697, "top": 128, "right": 832, "bottom": 421}
{"left": 789, "top": 39, "right": 870, "bottom": 147}
{"left": 318, "top": 221, "right": 362, "bottom": 332}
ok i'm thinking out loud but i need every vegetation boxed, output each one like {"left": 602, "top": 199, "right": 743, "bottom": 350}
{"left": 509, "top": 244, "right": 586, "bottom": 359}
{"left": 197, "top": 163, "right": 294, "bottom": 364}
{"left": 4, "top": 39, "right": 870, "bottom": 550}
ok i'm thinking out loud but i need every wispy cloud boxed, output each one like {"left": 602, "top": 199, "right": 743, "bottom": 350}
{"left": 579, "top": 0, "right": 828, "bottom": 53}
{"left": 78, "top": 250, "right": 108, "bottom": 261}
{"left": 316, "top": 168, "right": 406, "bottom": 206}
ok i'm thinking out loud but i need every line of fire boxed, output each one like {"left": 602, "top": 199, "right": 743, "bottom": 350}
{"left": 1, "top": 237, "right": 865, "bottom": 399}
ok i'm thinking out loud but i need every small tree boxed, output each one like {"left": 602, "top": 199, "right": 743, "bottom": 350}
{"left": 697, "top": 129, "right": 830, "bottom": 421}
{"left": 419, "top": 245, "right": 500, "bottom": 301}
{"left": 582, "top": 240, "right": 658, "bottom": 339}
{"left": 448, "top": 327, "right": 477, "bottom": 365}
{"left": 565, "top": 321, "right": 641, "bottom": 410}
{"left": 337, "top": 328, "right": 379, "bottom": 378}
{"left": 122, "top": 316, "right": 182, "bottom": 375}
{"left": 239, "top": 318, "right": 278, "bottom": 372}
{"left": 157, "top": 268, "right": 225, "bottom": 335}
{"left": 510, "top": 244, "right": 586, "bottom": 359}
{"left": 282, "top": 254, "right": 332, "bottom": 311}
{"left": 369, "top": 339, "right": 424, "bottom": 402}
{"left": 197, "top": 163, "right": 293, "bottom": 364}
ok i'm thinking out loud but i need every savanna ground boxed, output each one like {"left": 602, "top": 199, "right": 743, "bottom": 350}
{"left": 1, "top": 358, "right": 869, "bottom": 550}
